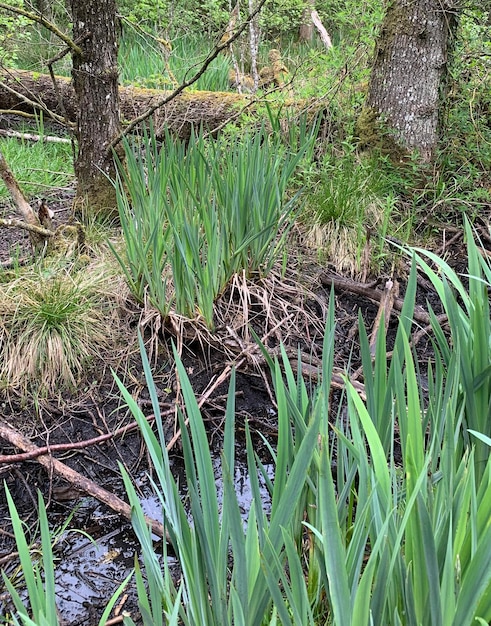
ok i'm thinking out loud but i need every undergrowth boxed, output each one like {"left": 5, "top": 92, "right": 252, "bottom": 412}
{"left": 4, "top": 231, "right": 491, "bottom": 624}
{"left": 0, "top": 120, "right": 73, "bottom": 201}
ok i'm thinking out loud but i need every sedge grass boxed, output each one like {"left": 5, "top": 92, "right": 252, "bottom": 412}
{"left": 302, "top": 153, "right": 402, "bottom": 276}
{"left": 0, "top": 258, "right": 124, "bottom": 394}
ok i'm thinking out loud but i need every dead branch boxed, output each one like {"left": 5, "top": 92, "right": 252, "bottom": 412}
{"left": 320, "top": 272, "right": 435, "bottom": 326}
{"left": 0, "top": 73, "right": 70, "bottom": 127}
{"left": 0, "top": 149, "right": 49, "bottom": 251}
{"left": 0, "top": 129, "right": 71, "bottom": 143}
{"left": 369, "top": 278, "right": 398, "bottom": 356}
{"left": 0, "top": 217, "right": 54, "bottom": 237}
{"left": 0, "top": 420, "right": 166, "bottom": 540}
{"left": 311, "top": 10, "right": 332, "bottom": 49}
{"left": 0, "top": 410, "right": 177, "bottom": 464}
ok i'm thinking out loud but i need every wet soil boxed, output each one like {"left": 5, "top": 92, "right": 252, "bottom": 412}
{"left": 0, "top": 188, "right": 483, "bottom": 623}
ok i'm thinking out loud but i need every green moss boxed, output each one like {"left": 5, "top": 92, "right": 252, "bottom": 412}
{"left": 356, "top": 106, "right": 381, "bottom": 149}
{"left": 356, "top": 106, "right": 412, "bottom": 164}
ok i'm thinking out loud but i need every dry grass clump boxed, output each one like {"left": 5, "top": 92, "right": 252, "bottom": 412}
{"left": 0, "top": 258, "right": 127, "bottom": 395}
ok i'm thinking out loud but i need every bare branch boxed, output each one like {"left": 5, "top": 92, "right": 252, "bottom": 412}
{"left": 0, "top": 149, "right": 49, "bottom": 251}
{"left": 0, "top": 151, "right": 37, "bottom": 224}
{"left": 0, "top": 419, "right": 167, "bottom": 540}
{"left": 0, "top": 217, "right": 54, "bottom": 237}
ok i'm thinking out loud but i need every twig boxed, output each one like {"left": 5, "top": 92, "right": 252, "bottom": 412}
{"left": 0, "top": 149, "right": 49, "bottom": 251}
{"left": 0, "top": 415, "right": 163, "bottom": 463}
{"left": 0, "top": 420, "right": 167, "bottom": 540}
{"left": 433, "top": 228, "right": 463, "bottom": 257}
{"left": 165, "top": 358, "right": 246, "bottom": 452}
{"left": 369, "top": 278, "right": 398, "bottom": 356}
{"left": 0, "top": 75, "right": 69, "bottom": 127}
{"left": 0, "top": 256, "right": 30, "bottom": 268}
{"left": 108, "top": 0, "right": 268, "bottom": 152}
{"left": 46, "top": 34, "right": 90, "bottom": 131}
{"left": 0, "top": 3, "right": 82, "bottom": 55}
{"left": 0, "top": 109, "right": 38, "bottom": 119}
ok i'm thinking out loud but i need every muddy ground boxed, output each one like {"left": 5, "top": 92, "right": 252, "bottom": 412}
{"left": 0, "top": 187, "right": 484, "bottom": 624}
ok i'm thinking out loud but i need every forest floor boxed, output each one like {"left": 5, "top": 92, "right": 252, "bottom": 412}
{"left": 0, "top": 186, "right": 481, "bottom": 623}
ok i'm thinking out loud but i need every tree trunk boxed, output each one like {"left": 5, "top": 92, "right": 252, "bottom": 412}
{"left": 68, "top": 0, "right": 121, "bottom": 216}
{"left": 362, "top": 0, "right": 458, "bottom": 162}
{"left": 299, "top": 0, "right": 315, "bottom": 43}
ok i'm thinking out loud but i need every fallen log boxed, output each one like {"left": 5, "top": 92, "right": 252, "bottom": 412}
{"left": 0, "top": 69, "right": 249, "bottom": 139}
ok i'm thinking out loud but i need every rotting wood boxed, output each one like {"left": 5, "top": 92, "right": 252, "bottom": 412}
{"left": 320, "top": 272, "right": 436, "bottom": 326}
{"left": 0, "top": 420, "right": 167, "bottom": 541}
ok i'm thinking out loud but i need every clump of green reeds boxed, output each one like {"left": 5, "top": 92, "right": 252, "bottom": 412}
{"left": 5, "top": 232, "right": 491, "bottom": 624}
{"left": 112, "top": 125, "right": 311, "bottom": 329}
{"left": 118, "top": 234, "right": 491, "bottom": 624}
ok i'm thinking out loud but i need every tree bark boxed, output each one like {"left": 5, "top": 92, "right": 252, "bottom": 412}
{"left": 68, "top": 0, "right": 121, "bottom": 216}
{"left": 299, "top": 0, "right": 315, "bottom": 43}
{"left": 363, "top": 0, "right": 458, "bottom": 162}
{"left": 0, "top": 69, "right": 249, "bottom": 139}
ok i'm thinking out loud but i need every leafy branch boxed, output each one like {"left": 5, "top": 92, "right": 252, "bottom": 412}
{"left": 0, "top": 2, "right": 82, "bottom": 55}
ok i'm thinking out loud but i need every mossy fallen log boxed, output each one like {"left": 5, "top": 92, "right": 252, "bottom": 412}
{"left": 0, "top": 69, "right": 250, "bottom": 139}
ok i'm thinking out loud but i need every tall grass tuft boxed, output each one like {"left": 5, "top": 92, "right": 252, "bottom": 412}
{"left": 0, "top": 260, "right": 123, "bottom": 394}
{"left": 112, "top": 125, "right": 311, "bottom": 329}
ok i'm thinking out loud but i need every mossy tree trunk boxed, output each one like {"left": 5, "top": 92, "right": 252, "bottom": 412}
{"left": 68, "top": 0, "right": 121, "bottom": 217}
{"left": 363, "top": 0, "right": 459, "bottom": 162}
